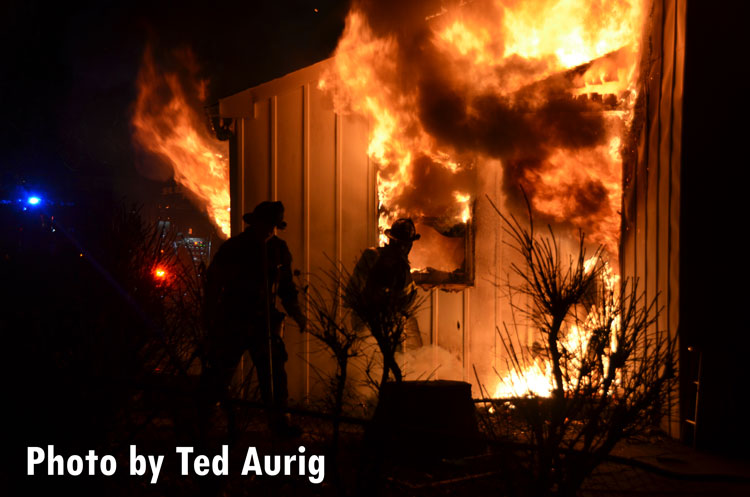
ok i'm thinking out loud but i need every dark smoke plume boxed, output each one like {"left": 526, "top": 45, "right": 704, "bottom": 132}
{"left": 351, "top": 0, "right": 615, "bottom": 225}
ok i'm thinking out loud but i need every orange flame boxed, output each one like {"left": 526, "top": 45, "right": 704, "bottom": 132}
{"left": 322, "top": 11, "right": 473, "bottom": 244}
{"left": 322, "top": 0, "right": 646, "bottom": 398}
{"left": 322, "top": 0, "right": 644, "bottom": 254}
{"left": 493, "top": 259, "right": 622, "bottom": 398}
{"left": 132, "top": 47, "right": 230, "bottom": 238}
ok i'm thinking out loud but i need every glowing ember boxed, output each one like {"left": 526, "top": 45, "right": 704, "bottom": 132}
{"left": 153, "top": 267, "right": 168, "bottom": 280}
{"left": 132, "top": 47, "right": 230, "bottom": 238}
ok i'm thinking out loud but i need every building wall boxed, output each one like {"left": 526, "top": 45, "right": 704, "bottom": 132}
{"left": 219, "top": 61, "right": 531, "bottom": 403}
{"left": 221, "top": 2, "right": 687, "bottom": 411}
{"left": 621, "top": 0, "right": 685, "bottom": 438}
{"left": 220, "top": 61, "right": 369, "bottom": 402}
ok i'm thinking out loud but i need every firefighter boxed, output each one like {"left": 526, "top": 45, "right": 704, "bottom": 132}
{"left": 349, "top": 218, "right": 420, "bottom": 306}
{"left": 202, "top": 200, "right": 306, "bottom": 439}
{"left": 346, "top": 218, "right": 423, "bottom": 381}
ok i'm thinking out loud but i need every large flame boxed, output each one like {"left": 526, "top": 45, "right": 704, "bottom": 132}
{"left": 322, "top": 0, "right": 643, "bottom": 254}
{"left": 322, "top": 0, "right": 644, "bottom": 396}
{"left": 320, "top": 10, "right": 475, "bottom": 247}
{"left": 132, "top": 47, "right": 230, "bottom": 238}
{"left": 493, "top": 258, "right": 622, "bottom": 398}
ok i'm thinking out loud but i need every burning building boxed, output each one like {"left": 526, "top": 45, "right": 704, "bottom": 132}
{"left": 212, "top": 0, "right": 688, "bottom": 437}
{"left": 133, "top": 0, "right": 750, "bottom": 450}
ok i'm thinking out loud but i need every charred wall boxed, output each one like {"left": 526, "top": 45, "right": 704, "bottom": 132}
{"left": 621, "top": 0, "right": 685, "bottom": 439}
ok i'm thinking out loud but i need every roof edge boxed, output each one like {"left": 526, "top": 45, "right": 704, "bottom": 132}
{"left": 219, "top": 58, "right": 333, "bottom": 118}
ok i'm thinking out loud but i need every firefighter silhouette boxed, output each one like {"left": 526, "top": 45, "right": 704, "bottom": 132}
{"left": 202, "top": 200, "right": 306, "bottom": 438}
{"left": 347, "top": 218, "right": 423, "bottom": 354}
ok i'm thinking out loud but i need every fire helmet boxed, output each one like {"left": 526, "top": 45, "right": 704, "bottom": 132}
{"left": 242, "top": 201, "right": 287, "bottom": 229}
{"left": 385, "top": 218, "right": 421, "bottom": 242}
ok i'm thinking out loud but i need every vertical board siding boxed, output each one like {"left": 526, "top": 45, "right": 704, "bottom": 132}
{"left": 308, "top": 88, "right": 337, "bottom": 273}
{"left": 302, "top": 84, "right": 311, "bottom": 399}
{"left": 270, "top": 96, "right": 278, "bottom": 201}
{"left": 414, "top": 289, "right": 433, "bottom": 357}
{"left": 244, "top": 99, "right": 271, "bottom": 213}
{"left": 463, "top": 290, "right": 471, "bottom": 382}
{"left": 646, "top": 0, "right": 665, "bottom": 361}
{"left": 307, "top": 83, "right": 338, "bottom": 400}
{"left": 276, "top": 87, "right": 306, "bottom": 403}
{"left": 437, "top": 290, "right": 464, "bottom": 369}
{"left": 341, "top": 113, "right": 370, "bottom": 268}
{"left": 225, "top": 66, "right": 377, "bottom": 402}
{"left": 473, "top": 161, "right": 504, "bottom": 392}
{"left": 334, "top": 114, "right": 342, "bottom": 271}
{"left": 227, "top": 62, "right": 496, "bottom": 398}
{"left": 668, "top": 0, "right": 684, "bottom": 416}
{"left": 659, "top": 0, "right": 678, "bottom": 434}
{"left": 229, "top": 119, "right": 244, "bottom": 235}
{"left": 621, "top": 0, "right": 684, "bottom": 438}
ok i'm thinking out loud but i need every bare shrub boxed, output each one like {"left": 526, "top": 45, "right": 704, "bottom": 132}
{"left": 343, "top": 255, "right": 423, "bottom": 389}
{"left": 306, "top": 261, "right": 365, "bottom": 449}
{"left": 488, "top": 197, "right": 677, "bottom": 497}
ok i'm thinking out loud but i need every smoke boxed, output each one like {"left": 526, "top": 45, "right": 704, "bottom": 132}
{"left": 396, "top": 344, "right": 465, "bottom": 382}
{"left": 339, "top": 0, "right": 630, "bottom": 243}
{"left": 390, "top": 153, "right": 475, "bottom": 219}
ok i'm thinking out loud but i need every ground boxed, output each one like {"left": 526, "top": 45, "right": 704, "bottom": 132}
{"left": 16, "top": 401, "right": 748, "bottom": 497}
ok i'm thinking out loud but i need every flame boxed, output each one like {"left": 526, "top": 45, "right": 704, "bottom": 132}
{"left": 322, "top": 0, "right": 643, "bottom": 253}
{"left": 132, "top": 47, "right": 230, "bottom": 238}
{"left": 502, "top": 0, "right": 642, "bottom": 68}
{"left": 521, "top": 141, "right": 623, "bottom": 253}
{"left": 583, "top": 255, "right": 598, "bottom": 274}
{"left": 493, "top": 260, "right": 622, "bottom": 398}
{"left": 323, "top": 10, "right": 473, "bottom": 244}
{"left": 494, "top": 360, "right": 555, "bottom": 398}
{"left": 454, "top": 192, "right": 472, "bottom": 224}
{"left": 321, "top": 1, "right": 645, "bottom": 398}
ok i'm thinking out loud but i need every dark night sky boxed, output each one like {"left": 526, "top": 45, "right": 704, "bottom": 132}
{"left": 1, "top": 0, "right": 350, "bottom": 209}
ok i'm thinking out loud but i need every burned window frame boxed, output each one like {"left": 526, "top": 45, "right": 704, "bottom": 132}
{"left": 407, "top": 201, "right": 476, "bottom": 290}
